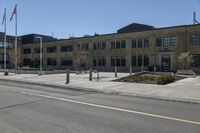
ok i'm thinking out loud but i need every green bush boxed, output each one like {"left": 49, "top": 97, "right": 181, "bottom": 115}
{"left": 157, "top": 75, "right": 176, "bottom": 85}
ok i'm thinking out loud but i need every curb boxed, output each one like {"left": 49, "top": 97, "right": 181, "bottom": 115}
{"left": 0, "top": 78, "right": 199, "bottom": 104}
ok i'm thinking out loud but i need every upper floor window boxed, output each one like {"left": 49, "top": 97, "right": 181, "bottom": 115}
{"left": 144, "top": 38, "right": 149, "bottom": 48}
{"left": 47, "top": 46, "right": 57, "bottom": 53}
{"left": 132, "top": 39, "right": 137, "bottom": 48}
{"left": 138, "top": 39, "right": 143, "bottom": 48}
{"left": 79, "top": 43, "right": 89, "bottom": 51}
{"left": 34, "top": 48, "right": 43, "bottom": 53}
{"left": 111, "top": 40, "right": 126, "bottom": 49}
{"left": 163, "top": 37, "right": 171, "bottom": 46}
{"left": 93, "top": 42, "right": 106, "bottom": 50}
{"left": 156, "top": 37, "right": 162, "bottom": 47}
{"left": 121, "top": 40, "right": 126, "bottom": 48}
{"left": 61, "top": 45, "right": 73, "bottom": 52}
{"left": 170, "top": 36, "right": 177, "bottom": 45}
{"left": 23, "top": 48, "right": 31, "bottom": 54}
{"left": 191, "top": 34, "right": 200, "bottom": 45}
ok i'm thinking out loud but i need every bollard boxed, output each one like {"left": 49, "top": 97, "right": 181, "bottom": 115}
{"left": 89, "top": 68, "right": 92, "bottom": 81}
{"left": 97, "top": 71, "right": 99, "bottom": 80}
{"left": 66, "top": 69, "right": 70, "bottom": 84}
{"left": 130, "top": 66, "right": 132, "bottom": 76}
{"left": 115, "top": 66, "right": 117, "bottom": 77}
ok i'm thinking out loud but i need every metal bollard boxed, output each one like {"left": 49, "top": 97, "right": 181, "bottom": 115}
{"left": 89, "top": 68, "right": 92, "bottom": 81}
{"left": 130, "top": 66, "right": 132, "bottom": 76}
{"left": 66, "top": 69, "right": 70, "bottom": 84}
{"left": 115, "top": 66, "right": 117, "bottom": 77}
{"left": 97, "top": 71, "right": 99, "bottom": 80}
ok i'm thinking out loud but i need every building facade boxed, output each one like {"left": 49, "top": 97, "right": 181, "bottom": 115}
{"left": 2, "top": 23, "right": 200, "bottom": 73}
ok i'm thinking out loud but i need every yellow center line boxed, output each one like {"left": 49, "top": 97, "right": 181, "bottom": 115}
{"left": 21, "top": 91, "right": 200, "bottom": 126}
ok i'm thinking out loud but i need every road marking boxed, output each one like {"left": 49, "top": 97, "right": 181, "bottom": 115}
{"left": 21, "top": 91, "right": 200, "bottom": 126}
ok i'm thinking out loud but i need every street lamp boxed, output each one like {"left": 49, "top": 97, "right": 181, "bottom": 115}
{"left": 35, "top": 36, "right": 43, "bottom": 76}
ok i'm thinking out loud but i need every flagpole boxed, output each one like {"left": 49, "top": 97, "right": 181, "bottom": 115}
{"left": 15, "top": 4, "right": 18, "bottom": 73}
{"left": 4, "top": 8, "right": 7, "bottom": 70}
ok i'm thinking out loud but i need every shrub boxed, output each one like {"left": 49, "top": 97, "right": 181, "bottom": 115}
{"left": 157, "top": 75, "right": 176, "bottom": 85}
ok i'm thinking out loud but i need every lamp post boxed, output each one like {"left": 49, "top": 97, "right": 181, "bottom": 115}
{"left": 35, "top": 36, "right": 43, "bottom": 76}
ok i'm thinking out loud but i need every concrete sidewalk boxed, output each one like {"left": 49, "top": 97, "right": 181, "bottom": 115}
{"left": 0, "top": 72, "right": 200, "bottom": 103}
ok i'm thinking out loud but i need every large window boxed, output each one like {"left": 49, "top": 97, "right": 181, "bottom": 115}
{"left": 121, "top": 40, "right": 126, "bottom": 48}
{"left": 156, "top": 37, "right": 162, "bottom": 47}
{"left": 144, "top": 38, "right": 149, "bottom": 48}
{"left": 163, "top": 37, "right": 171, "bottom": 46}
{"left": 93, "top": 57, "right": 106, "bottom": 66}
{"left": 111, "top": 40, "right": 126, "bottom": 49}
{"left": 132, "top": 56, "right": 137, "bottom": 66}
{"left": 191, "top": 34, "right": 200, "bottom": 45}
{"left": 23, "top": 48, "right": 31, "bottom": 54}
{"left": 47, "top": 58, "right": 57, "bottom": 66}
{"left": 138, "top": 55, "right": 142, "bottom": 66}
{"left": 61, "top": 45, "right": 73, "bottom": 52}
{"left": 93, "top": 42, "right": 106, "bottom": 50}
{"left": 121, "top": 56, "right": 126, "bottom": 67}
{"left": 81, "top": 43, "right": 89, "bottom": 51}
{"left": 138, "top": 39, "right": 143, "bottom": 48}
{"left": 191, "top": 54, "right": 200, "bottom": 67}
{"left": 132, "top": 39, "right": 137, "bottom": 48}
{"left": 34, "top": 48, "right": 43, "bottom": 53}
{"left": 157, "top": 36, "right": 177, "bottom": 46}
{"left": 23, "top": 58, "right": 31, "bottom": 66}
{"left": 47, "top": 46, "right": 57, "bottom": 53}
{"left": 144, "top": 55, "right": 149, "bottom": 67}
{"left": 61, "top": 58, "right": 73, "bottom": 66}
{"left": 111, "top": 56, "right": 115, "bottom": 66}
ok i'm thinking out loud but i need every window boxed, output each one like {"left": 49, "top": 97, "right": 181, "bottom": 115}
{"left": 93, "top": 43, "right": 97, "bottom": 50}
{"left": 61, "top": 45, "right": 73, "bottom": 52}
{"left": 191, "top": 34, "right": 200, "bottom": 45}
{"left": 116, "top": 56, "right": 120, "bottom": 66}
{"left": 47, "top": 46, "right": 57, "bottom": 53}
{"left": 93, "top": 58, "right": 97, "bottom": 66}
{"left": 132, "top": 39, "right": 137, "bottom": 48}
{"left": 102, "top": 57, "right": 106, "bottom": 66}
{"left": 156, "top": 37, "right": 162, "bottom": 47}
{"left": 138, "top": 55, "right": 142, "bottom": 66}
{"left": 121, "top": 40, "right": 126, "bottom": 48}
{"left": 111, "top": 56, "right": 116, "bottom": 66}
{"left": 47, "top": 58, "right": 57, "bottom": 66}
{"left": 144, "top": 38, "right": 149, "bottom": 48}
{"left": 170, "top": 36, "right": 177, "bottom": 45}
{"left": 81, "top": 43, "right": 89, "bottom": 51}
{"left": 144, "top": 55, "right": 149, "bottom": 67}
{"left": 163, "top": 37, "right": 171, "bottom": 46}
{"left": 116, "top": 41, "right": 121, "bottom": 49}
{"left": 23, "top": 58, "right": 31, "bottom": 66}
{"left": 111, "top": 41, "right": 115, "bottom": 49}
{"left": 61, "top": 58, "right": 73, "bottom": 66}
{"left": 23, "top": 48, "right": 31, "bottom": 54}
{"left": 102, "top": 42, "right": 106, "bottom": 49}
{"left": 98, "top": 57, "right": 102, "bottom": 66}
{"left": 191, "top": 54, "right": 200, "bottom": 67}
{"left": 34, "top": 48, "right": 43, "bottom": 53}
{"left": 121, "top": 56, "right": 126, "bottom": 67}
{"left": 138, "top": 39, "right": 143, "bottom": 48}
{"left": 132, "top": 56, "right": 136, "bottom": 66}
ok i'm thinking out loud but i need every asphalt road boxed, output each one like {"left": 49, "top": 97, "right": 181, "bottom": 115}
{"left": 0, "top": 81, "right": 199, "bottom": 133}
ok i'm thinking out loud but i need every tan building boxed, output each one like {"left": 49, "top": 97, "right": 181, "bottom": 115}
{"left": 19, "top": 23, "right": 200, "bottom": 73}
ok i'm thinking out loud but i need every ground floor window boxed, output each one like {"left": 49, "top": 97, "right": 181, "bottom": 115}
{"left": 23, "top": 58, "right": 31, "bottom": 66}
{"left": 132, "top": 56, "right": 137, "bottom": 66}
{"left": 137, "top": 55, "right": 143, "bottom": 66}
{"left": 191, "top": 54, "right": 200, "bottom": 67}
{"left": 144, "top": 55, "right": 149, "bottom": 67}
{"left": 47, "top": 58, "right": 57, "bottom": 66}
{"left": 111, "top": 56, "right": 126, "bottom": 67}
{"left": 61, "top": 58, "right": 73, "bottom": 66}
{"left": 93, "top": 57, "right": 106, "bottom": 67}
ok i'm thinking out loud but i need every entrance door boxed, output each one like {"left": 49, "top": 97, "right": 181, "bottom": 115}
{"left": 161, "top": 55, "right": 171, "bottom": 72}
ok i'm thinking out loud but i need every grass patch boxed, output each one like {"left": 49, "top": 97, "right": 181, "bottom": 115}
{"left": 116, "top": 73, "right": 184, "bottom": 85}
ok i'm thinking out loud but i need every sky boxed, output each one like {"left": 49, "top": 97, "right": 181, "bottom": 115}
{"left": 0, "top": 0, "right": 200, "bottom": 39}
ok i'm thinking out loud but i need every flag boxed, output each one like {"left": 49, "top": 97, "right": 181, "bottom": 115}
{"left": 10, "top": 4, "right": 17, "bottom": 21}
{"left": 2, "top": 8, "right": 6, "bottom": 25}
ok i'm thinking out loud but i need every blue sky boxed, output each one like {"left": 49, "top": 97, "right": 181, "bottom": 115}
{"left": 0, "top": 0, "right": 200, "bottom": 39}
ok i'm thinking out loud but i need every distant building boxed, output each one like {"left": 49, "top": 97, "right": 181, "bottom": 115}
{"left": 1, "top": 23, "right": 200, "bottom": 73}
